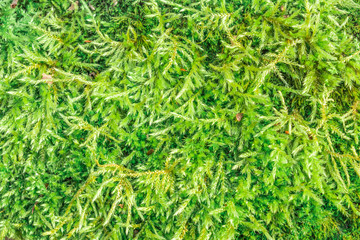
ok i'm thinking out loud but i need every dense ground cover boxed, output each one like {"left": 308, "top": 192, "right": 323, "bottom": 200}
{"left": 1, "top": 0, "right": 360, "bottom": 239}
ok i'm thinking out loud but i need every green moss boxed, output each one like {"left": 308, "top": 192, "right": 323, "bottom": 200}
{"left": 1, "top": 0, "right": 360, "bottom": 239}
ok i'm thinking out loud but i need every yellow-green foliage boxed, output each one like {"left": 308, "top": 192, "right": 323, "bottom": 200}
{"left": 1, "top": 0, "right": 360, "bottom": 239}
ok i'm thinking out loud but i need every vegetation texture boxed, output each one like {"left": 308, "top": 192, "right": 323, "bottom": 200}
{"left": 1, "top": 0, "right": 360, "bottom": 239}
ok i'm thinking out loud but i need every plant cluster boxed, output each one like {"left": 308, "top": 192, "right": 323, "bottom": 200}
{"left": 1, "top": 0, "right": 360, "bottom": 239}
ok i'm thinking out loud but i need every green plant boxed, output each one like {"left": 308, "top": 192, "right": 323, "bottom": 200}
{"left": 1, "top": 0, "right": 360, "bottom": 239}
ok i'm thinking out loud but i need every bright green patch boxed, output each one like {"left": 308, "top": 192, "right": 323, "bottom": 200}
{"left": 1, "top": 0, "right": 360, "bottom": 239}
